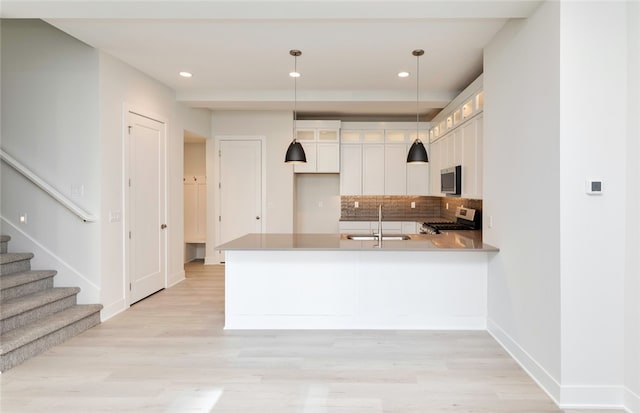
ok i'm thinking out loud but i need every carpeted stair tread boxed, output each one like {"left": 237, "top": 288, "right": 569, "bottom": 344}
{"left": 0, "top": 287, "right": 80, "bottom": 320}
{"left": 0, "top": 270, "right": 57, "bottom": 290}
{"left": 0, "top": 304, "right": 103, "bottom": 355}
{"left": 0, "top": 252, "right": 34, "bottom": 266}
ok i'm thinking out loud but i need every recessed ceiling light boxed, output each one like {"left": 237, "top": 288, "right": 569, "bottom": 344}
{"left": 179, "top": 71, "right": 193, "bottom": 78}
{"left": 289, "top": 71, "right": 301, "bottom": 78}
{"left": 398, "top": 71, "right": 410, "bottom": 78}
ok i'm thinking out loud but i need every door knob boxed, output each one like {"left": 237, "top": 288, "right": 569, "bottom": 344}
{"left": 161, "top": 224, "right": 167, "bottom": 229}
{"left": 256, "top": 216, "right": 260, "bottom": 220}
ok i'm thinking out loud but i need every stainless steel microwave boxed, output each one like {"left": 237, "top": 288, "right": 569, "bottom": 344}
{"left": 441, "top": 166, "right": 461, "bottom": 195}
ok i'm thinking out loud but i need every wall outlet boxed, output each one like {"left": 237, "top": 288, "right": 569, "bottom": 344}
{"left": 354, "top": 201, "right": 359, "bottom": 208}
{"left": 411, "top": 201, "right": 416, "bottom": 209}
{"left": 19, "top": 213, "right": 28, "bottom": 224}
{"left": 318, "top": 201, "right": 324, "bottom": 208}
{"left": 488, "top": 215, "right": 493, "bottom": 228}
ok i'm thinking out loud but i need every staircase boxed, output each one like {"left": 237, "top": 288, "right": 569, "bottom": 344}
{"left": 0, "top": 235, "right": 103, "bottom": 372}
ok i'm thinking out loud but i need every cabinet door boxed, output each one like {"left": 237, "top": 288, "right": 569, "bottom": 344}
{"left": 453, "top": 129, "right": 463, "bottom": 166}
{"left": 384, "top": 144, "right": 407, "bottom": 195}
{"left": 293, "top": 141, "right": 317, "bottom": 173}
{"left": 340, "top": 144, "right": 362, "bottom": 195}
{"left": 407, "top": 140, "right": 429, "bottom": 196}
{"left": 401, "top": 221, "right": 418, "bottom": 234}
{"left": 318, "top": 129, "right": 339, "bottom": 142}
{"left": 316, "top": 143, "right": 339, "bottom": 173}
{"left": 184, "top": 180, "right": 197, "bottom": 242}
{"left": 362, "top": 144, "right": 385, "bottom": 195}
{"left": 461, "top": 120, "right": 477, "bottom": 198}
{"left": 445, "top": 133, "right": 455, "bottom": 168}
{"left": 195, "top": 180, "right": 207, "bottom": 242}
{"left": 339, "top": 221, "right": 371, "bottom": 235}
{"left": 430, "top": 140, "right": 442, "bottom": 196}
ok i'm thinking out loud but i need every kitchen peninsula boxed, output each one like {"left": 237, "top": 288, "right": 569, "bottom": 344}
{"left": 217, "top": 232, "right": 498, "bottom": 330}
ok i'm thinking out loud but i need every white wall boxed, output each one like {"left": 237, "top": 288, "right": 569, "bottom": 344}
{"left": 625, "top": 2, "right": 640, "bottom": 411}
{"left": 1, "top": 19, "right": 101, "bottom": 303}
{"left": 98, "top": 51, "right": 183, "bottom": 318}
{"left": 178, "top": 105, "right": 211, "bottom": 140}
{"left": 484, "top": 0, "right": 562, "bottom": 399}
{"left": 295, "top": 174, "right": 340, "bottom": 233}
{"left": 205, "top": 111, "right": 294, "bottom": 262}
{"left": 559, "top": 2, "right": 627, "bottom": 407}
{"left": 486, "top": 2, "right": 638, "bottom": 411}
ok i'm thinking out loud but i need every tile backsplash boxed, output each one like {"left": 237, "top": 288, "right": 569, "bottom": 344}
{"left": 341, "top": 195, "right": 482, "bottom": 222}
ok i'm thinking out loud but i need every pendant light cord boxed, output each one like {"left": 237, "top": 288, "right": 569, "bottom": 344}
{"left": 293, "top": 54, "right": 297, "bottom": 140}
{"left": 416, "top": 51, "right": 420, "bottom": 142}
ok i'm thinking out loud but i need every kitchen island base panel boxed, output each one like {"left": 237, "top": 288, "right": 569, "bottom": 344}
{"left": 224, "top": 250, "right": 488, "bottom": 330}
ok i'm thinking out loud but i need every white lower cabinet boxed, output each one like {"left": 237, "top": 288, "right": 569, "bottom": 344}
{"left": 338, "top": 221, "right": 371, "bottom": 235}
{"left": 338, "top": 221, "right": 418, "bottom": 235}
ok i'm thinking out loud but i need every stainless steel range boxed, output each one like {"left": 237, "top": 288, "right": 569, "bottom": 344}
{"left": 420, "top": 206, "right": 481, "bottom": 234}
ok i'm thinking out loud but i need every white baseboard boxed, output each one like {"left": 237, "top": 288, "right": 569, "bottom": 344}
{"left": 625, "top": 387, "right": 640, "bottom": 413}
{"left": 204, "top": 256, "right": 222, "bottom": 265}
{"left": 100, "top": 298, "right": 127, "bottom": 322}
{"left": 559, "top": 385, "right": 626, "bottom": 410}
{"left": 168, "top": 270, "right": 185, "bottom": 287}
{"left": 487, "top": 318, "right": 562, "bottom": 403}
{"left": 488, "top": 318, "right": 634, "bottom": 412}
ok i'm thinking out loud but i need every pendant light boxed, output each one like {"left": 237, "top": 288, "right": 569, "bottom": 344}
{"left": 284, "top": 49, "right": 306, "bottom": 164}
{"left": 407, "top": 49, "right": 429, "bottom": 163}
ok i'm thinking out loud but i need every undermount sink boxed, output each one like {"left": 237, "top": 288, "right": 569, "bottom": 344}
{"left": 346, "top": 235, "right": 411, "bottom": 241}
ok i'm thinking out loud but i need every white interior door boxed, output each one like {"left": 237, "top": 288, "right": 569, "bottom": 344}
{"left": 218, "top": 139, "right": 262, "bottom": 262}
{"left": 127, "top": 112, "right": 166, "bottom": 304}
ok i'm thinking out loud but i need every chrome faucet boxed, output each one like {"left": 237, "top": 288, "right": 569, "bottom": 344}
{"left": 374, "top": 204, "right": 382, "bottom": 243}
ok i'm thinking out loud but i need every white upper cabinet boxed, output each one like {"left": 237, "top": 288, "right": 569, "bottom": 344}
{"left": 339, "top": 124, "right": 430, "bottom": 196}
{"left": 384, "top": 143, "right": 407, "bottom": 195}
{"left": 362, "top": 144, "right": 385, "bottom": 195}
{"left": 460, "top": 115, "right": 483, "bottom": 199}
{"left": 294, "top": 120, "right": 340, "bottom": 173}
{"left": 340, "top": 144, "right": 363, "bottom": 195}
{"left": 427, "top": 74, "right": 483, "bottom": 198}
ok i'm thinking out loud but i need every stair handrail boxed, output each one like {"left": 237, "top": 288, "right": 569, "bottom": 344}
{"left": 0, "top": 148, "right": 97, "bottom": 222}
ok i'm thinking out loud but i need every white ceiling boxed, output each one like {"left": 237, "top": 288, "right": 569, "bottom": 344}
{"left": 1, "top": 0, "right": 542, "bottom": 120}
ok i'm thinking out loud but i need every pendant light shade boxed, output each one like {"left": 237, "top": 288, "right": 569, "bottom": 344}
{"left": 407, "top": 140, "right": 428, "bottom": 163}
{"left": 407, "top": 49, "right": 429, "bottom": 164}
{"left": 285, "top": 140, "right": 306, "bottom": 163}
{"left": 285, "top": 49, "right": 306, "bottom": 164}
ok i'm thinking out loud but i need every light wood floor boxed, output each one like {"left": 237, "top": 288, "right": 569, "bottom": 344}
{"left": 0, "top": 261, "right": 608, "bottom": 412}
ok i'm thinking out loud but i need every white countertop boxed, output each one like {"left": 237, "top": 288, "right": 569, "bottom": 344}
{"left": 216, "top": 233, "right": 498, "bottom": 252}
